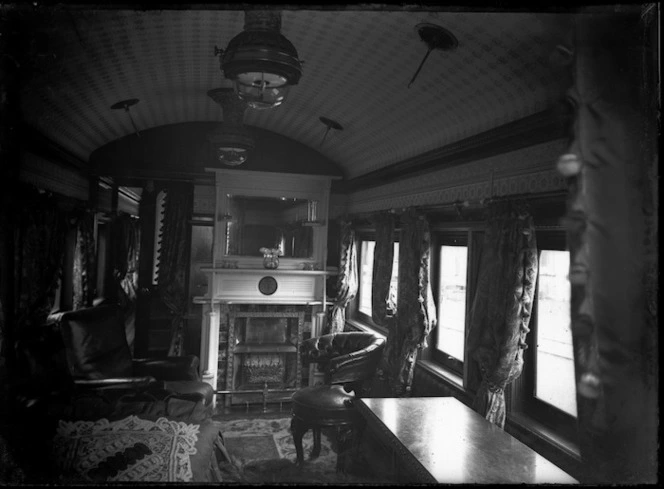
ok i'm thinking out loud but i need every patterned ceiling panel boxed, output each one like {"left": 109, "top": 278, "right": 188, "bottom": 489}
{"left": 17, "top": 7, "right": 574, "bottom": 180}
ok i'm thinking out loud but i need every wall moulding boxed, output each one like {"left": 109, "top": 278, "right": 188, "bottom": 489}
{"left": 336, "top": 103, "right": 574, "bottom": 194}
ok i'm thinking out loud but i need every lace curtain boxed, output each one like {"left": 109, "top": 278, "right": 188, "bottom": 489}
{"left": 329, "top": 220, "right": 357, "bottom": 334}
{"left": 466, "top": 201, "right": 537, "bottom": 428}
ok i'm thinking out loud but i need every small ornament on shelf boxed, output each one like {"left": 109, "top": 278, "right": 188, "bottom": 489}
{"left": 260, "top": 247, "right": 283, "bottom": 269}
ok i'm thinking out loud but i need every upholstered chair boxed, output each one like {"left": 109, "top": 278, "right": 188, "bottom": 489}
{"left": 56, "top": 304, "right": 214, "bottom": 406}
{"left": 290, "top": 332, "right": 386, "bottom": 472}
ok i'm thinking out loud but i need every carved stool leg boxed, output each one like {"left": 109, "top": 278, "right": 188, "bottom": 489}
{"left": 290, "top": 417, "right": 308, "bottom": 467}
{"left": 311, "top": 427, "right": 322, "bottom": 459}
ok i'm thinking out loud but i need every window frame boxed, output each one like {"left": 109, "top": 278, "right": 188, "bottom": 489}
{"left": 352, "top": 231, "right": 399, "bottom": 336}
{"left": 429, "top": 230, "right": 471, "bottom": 375}
{"left": 513, "top": 228, "right": 578, "bottom": 443}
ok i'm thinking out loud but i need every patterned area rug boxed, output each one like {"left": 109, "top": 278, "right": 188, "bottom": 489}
{"left": 216, "top": 416, "right": 385, "bottom": 484}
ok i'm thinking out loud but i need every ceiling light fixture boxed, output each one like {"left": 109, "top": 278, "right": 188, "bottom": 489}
{"left": 215, "top": 10, "right": 303, "bottom": 109}
{"left": 408, "top": 23, "right": 458, "bottom": 88}
{"left": 319, "top": 116, "right": 343, "bottom": 147}
{"left": 207, "top": 88, "right": 254, "bottom": 166}
{"left": 111, "top": 98, "right": 141, "bottom": 136}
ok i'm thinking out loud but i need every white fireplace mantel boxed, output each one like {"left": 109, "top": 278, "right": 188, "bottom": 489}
{"left": 196, "top": 168, "right": 338, "bottom": 402}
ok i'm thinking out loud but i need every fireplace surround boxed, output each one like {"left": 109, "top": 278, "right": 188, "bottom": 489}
{"left": 193, "top": 168, "right": 337, "bottom": 408}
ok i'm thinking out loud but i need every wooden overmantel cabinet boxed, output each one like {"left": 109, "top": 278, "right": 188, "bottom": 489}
{"left": 193, "top": 168, "right": 338, "bottom": 405}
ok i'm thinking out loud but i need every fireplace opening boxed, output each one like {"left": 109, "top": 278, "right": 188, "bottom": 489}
{"left": 244, "top": 317, "right": 288, "bottom": 344}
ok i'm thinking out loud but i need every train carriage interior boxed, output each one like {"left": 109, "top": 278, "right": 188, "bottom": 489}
{"left": 0, "top": 2, "right": 659, "bottom": 485}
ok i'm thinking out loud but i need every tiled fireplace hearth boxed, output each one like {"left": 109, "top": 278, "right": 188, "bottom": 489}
{"left": 196, "top": 301, "right": 328, "bottom": 407}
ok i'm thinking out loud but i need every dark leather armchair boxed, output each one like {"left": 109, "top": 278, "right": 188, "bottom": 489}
{"left": 291, "top": 332, "right": 386, "bottom": 471}
{"left": 300, "top": 332, "right": 386, "bottom": 395}
{"left": 57, "top": 304, "right": 214, "bottom": 406}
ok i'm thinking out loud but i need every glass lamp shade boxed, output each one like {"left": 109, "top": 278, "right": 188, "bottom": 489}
{"left": 234, "top": 72, "right": 290, "bottom": 109}
{"left": 216, "top": 146, "right": 249, "bottom": 166}
{"left": 208, "top": 126, "right": 254, "bottom": 166}
{"left": 221, "top": 29, "right": 302, "bottom": 109}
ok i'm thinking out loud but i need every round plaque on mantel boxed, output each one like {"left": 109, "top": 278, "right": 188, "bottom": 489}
{"left": 258, "top": 276, "right": 278, "bottom": 296}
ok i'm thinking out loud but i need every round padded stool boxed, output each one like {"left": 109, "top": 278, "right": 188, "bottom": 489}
{"left": 290, "top": 384, "right": 360, "bottom": 472}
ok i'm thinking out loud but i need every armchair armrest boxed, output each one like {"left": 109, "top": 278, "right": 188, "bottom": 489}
{"left": 73, "top": 377, "right": 157, "bottom": 390}
{"left": 328, "top": 342, "right": 384, "bottom": 384}
{"left": 132, "top": 355, "right": 201, "bottom": 381}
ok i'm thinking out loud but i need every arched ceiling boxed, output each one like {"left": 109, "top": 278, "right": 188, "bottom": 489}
{"left": 13, "top": 5, "right": 578, "bottom": 183}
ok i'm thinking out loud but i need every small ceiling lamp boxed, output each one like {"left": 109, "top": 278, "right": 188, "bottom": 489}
{"left": 207, "top": 88, "right": 254, "bottom": 166}
{"left": 111, "top": 98, "right": 141, "bottom": 136}
{"left": 408, "top": 23, "right": 458, "bottom": 88}
{"left": 216, "top": 10, "right": 303, "bottom": 109}
{"left": 319, "top": 116, "right": 343, "bottom": 147}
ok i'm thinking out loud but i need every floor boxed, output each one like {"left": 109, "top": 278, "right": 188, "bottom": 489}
{"left": 212, "top": 399, "right": 395, "bottom": 483}
{"left": 213, "top": 400, "right": 293, "bottom": 418}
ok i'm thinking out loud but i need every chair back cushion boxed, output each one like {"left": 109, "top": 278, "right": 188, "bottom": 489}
{"left": 59, "top": 305, "right": 133, "bottom": 380}
{"left": 301, "top": 332, "right": 386, "bottom": 385}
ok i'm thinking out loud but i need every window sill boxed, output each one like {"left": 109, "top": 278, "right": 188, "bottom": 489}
{"left": 417, "top": 359, "right": 464, "bottom": 390}
{"left": 507, "top": 411, "right": 581, "bottom": 461}
{"left": 345, "top": 318, "right": 387, "bottom": 339}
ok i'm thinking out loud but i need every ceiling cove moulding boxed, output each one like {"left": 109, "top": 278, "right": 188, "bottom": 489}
{"left": 336, "top": 103, "right": 574, "bottom": 194}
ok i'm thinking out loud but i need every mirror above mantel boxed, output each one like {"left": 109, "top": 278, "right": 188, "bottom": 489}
{"left": 225, "top": 195, "right": 317, "bottom": 258}
{"left": 208, "top": 168, "right": 337, "bottom": 270}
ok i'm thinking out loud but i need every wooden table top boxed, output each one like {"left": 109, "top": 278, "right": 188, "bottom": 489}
{"left": 357, "top": 397, "right": 578, "bottom": 484}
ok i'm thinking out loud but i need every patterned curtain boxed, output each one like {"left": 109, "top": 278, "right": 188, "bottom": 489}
{"left": 157, "top": 183, "right": 193, "bottom": 356}
{"left": 12, "top": 189, "right": 67, "bottom": 330}
{"left": 466, "top": 201, "right": 537, "bottom": 428}
{"left": 110, "top": 213, "right": 141, "bottom": 353}
{"left": 72, "top": 209, "right": 97, "bottom": 310}
{"left": 371, "top": 212, "right": 395, "bottom": 326}
{"left": 328, "top": 220, "right": 357, "bottom": 334}
{"left": 384, "top": 209, "right": 436, "bottom": 396}
{"left": 558, "top": 12, "right": 657, "bottom": 483}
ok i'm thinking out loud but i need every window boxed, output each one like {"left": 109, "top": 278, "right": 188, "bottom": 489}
{"left": 430, "top": 232, "right": 470, "bottom": 374}
{"left": 436, "top": 245, "right": 468, "bottom": 362}
{"left": 534, "top": 248, "right": 577, "bottom": 417}
{"left": 516, "top": 230, "right": 578, "bottom": 440}
{"left": 357, "top": 239, "right": 399, "bottom": 324}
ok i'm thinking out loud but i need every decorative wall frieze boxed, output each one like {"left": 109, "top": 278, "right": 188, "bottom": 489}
{"left": 346, "top": 139, "right": 568, "bottom": 215}
{"left": 19, "top": 150, "right": 89, "bottom": 201}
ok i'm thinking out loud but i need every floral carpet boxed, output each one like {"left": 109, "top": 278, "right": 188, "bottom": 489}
{"left": 214, "top": 415, "right": 387, "bottom": 484}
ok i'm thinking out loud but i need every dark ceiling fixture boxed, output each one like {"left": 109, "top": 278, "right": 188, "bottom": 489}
{"left": 207, "top": 87, "right": 254, "bottom": 166}
{"left": 111, "top": 98, "right": 141, "bottom": 136}
{"left": 408, "top": 23, "right": 458, "bottom": 88}
{"left": 319, "top": 116, "right": 343, "bottom": 147}
{"left": 215, "top": 10, "right": 303, "bottom": 110}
